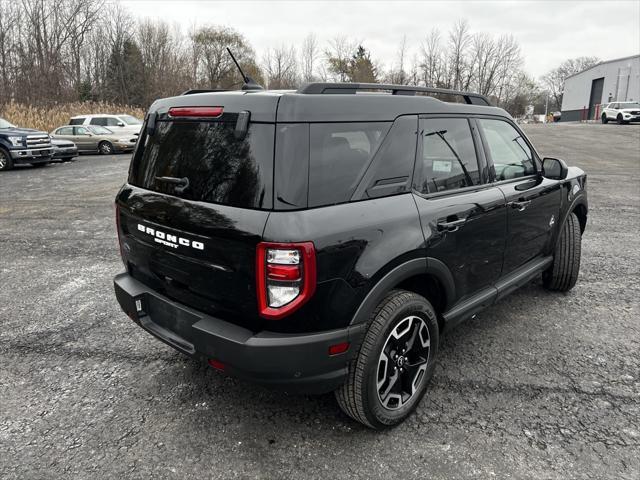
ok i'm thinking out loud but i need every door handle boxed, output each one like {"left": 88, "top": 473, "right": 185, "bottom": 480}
{"left": 509, "top": 200, "right": 531, "bottom": 211}
{"left": 436, "top": 217, "right": 467, "bottom": 232}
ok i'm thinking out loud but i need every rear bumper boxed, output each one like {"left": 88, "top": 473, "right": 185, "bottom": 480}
{"left": 114, "top": 272, "right": 365, "bottom": 394}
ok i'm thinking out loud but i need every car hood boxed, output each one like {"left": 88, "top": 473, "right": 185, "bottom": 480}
{"left": 0, "top": 127, "right": 47, "bottom": 136}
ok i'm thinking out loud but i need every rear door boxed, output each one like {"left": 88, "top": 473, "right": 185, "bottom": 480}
{"left": 413, "top": 116, "right": 507, "bottom": 303}
{"left": 117, "top": 104, "right": 275, "bottom": 329}
{"left": 477, "top": 117, "right": 561, "bottom": 274}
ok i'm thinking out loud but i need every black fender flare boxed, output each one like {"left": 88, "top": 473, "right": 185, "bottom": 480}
{"left": 349, "top": 257, "right": 455, "bottom": 326}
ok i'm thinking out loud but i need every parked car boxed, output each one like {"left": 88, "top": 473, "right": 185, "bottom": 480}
{"left": 51, "top": 138, "right": 78, "bottom": 162}
{"left": 114, "top": 82, "right": 588, "bottom": 429}
{"left": 601, "top": 102, "right": 640, "bottom": 124}
{"left": 69, "top": 114, "right": 142, "bottom": 135}
{"left": 0, "top": 117, "right": 52, "bottom": 171}
{"left": 50, "top": 125, "right": 138, "bottom": 154}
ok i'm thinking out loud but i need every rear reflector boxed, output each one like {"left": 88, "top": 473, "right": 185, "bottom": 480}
{"left": 328, "top": 342, "right": 350, "bottom": 356}
{"left": 208, "top": 359, "right": 225, "bottom": 371}
{"left": 168, "top": 106, "right": 223, "bottom": 118}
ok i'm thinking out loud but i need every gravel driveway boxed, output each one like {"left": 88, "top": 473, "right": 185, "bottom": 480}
{"left": 1, "top": 123, "right": 638, "bottom": 479}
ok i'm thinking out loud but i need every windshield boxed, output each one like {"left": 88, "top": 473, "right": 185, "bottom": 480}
{"left": 619, "top": 102, "right": 640, "bottom": 109}
{"left": 0, "top": 118, "right": 15, "bottom": 128}
{"left": 88, "top": 125, "right": 113, "bottom": 135}
{"left": 119, "top": 115, "right": 142, "bottom": 125}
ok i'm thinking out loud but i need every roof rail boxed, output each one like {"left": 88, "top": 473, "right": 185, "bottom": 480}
{"left": 181, "top": 89, "right": 230, "bottom": 96}
{"left": 297, "top": 82, "right": 491, "bottom": 106}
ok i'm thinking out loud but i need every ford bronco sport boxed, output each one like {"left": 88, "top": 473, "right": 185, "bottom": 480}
{"left": 114, "top": 82, "right": 588, "bottom": 429}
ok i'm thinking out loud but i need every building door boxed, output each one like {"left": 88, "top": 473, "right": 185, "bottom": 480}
{"left": 588, "top": 77, "right": 605, "bottom": 120}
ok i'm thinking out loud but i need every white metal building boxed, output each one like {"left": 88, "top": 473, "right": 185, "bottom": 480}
{"left": 560, "top": 54, "right": 640, "bottom": 121}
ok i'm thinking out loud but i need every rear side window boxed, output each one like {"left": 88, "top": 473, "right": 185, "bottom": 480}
{"left": 308, "top": 122, "right": 390, "bottom": 207}
{"left": 56, "top": 127, "right": 73, "bottom": 135}
{"left": 416, "top": 118, "right": 480, "bottom": 194}
{"left": 69, "top": 118, "right": 84, "bottom": 125}
{"left": 129, "top": 119, "right": 274, "bottom": 209}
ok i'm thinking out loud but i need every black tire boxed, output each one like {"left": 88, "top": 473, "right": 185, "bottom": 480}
{"left": 99, "top": 141, "right": 114, "bottom": 155}
{"left": 31, "top": 162, "right": 49, "bottom": 168}
{"left": 617, "top": 114, "right": 624, "bottom": 125}
{"left": 543, "top": 212, "right": 581, "bottom": 292}
{"left": 0, "top": 147, "right": 13, "bottom": 171}
{"left": 335, "top": 289, "right": 439, "bottom": 429}
{"left": 601, "top": 114, "right": 608, "bottom": 124}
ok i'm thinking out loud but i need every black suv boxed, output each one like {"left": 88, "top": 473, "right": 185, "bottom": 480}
{"left": 114, "top": 83, "right": 587, "bottom": 429}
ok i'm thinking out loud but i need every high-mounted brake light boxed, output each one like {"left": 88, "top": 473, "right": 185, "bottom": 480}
{"left": 256, "top": 242, "right": 316, "bottom": 320}
{"left": 168, "top": 106, "right": 223, "bottom": 118}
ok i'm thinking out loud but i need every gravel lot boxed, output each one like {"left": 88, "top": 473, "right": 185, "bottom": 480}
{"left": 1, "top": 123, "right": 639, "bottom": 479}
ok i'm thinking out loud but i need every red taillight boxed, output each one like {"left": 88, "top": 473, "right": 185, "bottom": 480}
{"left": 256, "top": 242, "right": 316, "bottom": 320}
{"left": 168, "top": 106, "right": 223, "bottom": 118}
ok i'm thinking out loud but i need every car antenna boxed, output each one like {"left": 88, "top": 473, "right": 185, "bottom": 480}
{"left": 227, "top": 47, "right": 263, "bottom": 91}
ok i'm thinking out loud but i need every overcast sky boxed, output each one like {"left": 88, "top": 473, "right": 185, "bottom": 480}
{"left": 122, "top": 0, "right": 640, "bottom": 78}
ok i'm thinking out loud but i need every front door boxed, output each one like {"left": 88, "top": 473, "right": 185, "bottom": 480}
{"left": 413, "top": 116, "right": 507, "bottom": 303}
{"left": 73, "top": 126, "right": 92, "bottom": 150}
{"left": 477, "top": 118, "right": 561, "bottom": 274}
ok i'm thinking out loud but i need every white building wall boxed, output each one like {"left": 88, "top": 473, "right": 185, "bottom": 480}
{"left": 561, "top": 55, "right": 640, "bottom": 114}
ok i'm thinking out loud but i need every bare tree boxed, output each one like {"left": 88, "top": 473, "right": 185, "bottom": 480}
{"left": 388, "top": 35, "right": 408, "bottom": 84}
{"left": 542, "top": 56, "right": 600, "bottom": 110}
{"left": 448, "top": 19, "right": 471, "bottom": 91}
{"left": 263, "top": 45, "right": 298, "bottom": 89}
{"left": 300, "top": 33, "right": 318, "bottom": 83}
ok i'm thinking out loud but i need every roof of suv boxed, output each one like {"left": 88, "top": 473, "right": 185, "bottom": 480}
{"left": 149, "top": 83, "right": 511, "bottom": 123}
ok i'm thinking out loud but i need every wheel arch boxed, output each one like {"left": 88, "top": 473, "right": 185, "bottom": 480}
{"left": 349, "top": 257, "right": 455, "bottom": 331}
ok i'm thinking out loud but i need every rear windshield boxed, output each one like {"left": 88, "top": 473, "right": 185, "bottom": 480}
{"left": 129, "top": 119, "right": 274, "bottom": 209}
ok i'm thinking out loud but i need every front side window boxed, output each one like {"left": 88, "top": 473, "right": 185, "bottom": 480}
{"left": 88, "top": 126, "right": 112, "bottom": 135}
{"left": 308, "top": 122, "right": 390, "bottom": 207}
{"left": 119, "top": 115, "right": 142, "bottom": 125}
{"left": 478, "top": 119, "right": 535, "bottom": 181}
{"left": 105, "top": 117, "right": 120, "bottom": 126}
{"left": 416, "top": 117, "right": 480, "bottom": 194}
{"left": 76, "top": 127, "right": 89, "bottom": 135}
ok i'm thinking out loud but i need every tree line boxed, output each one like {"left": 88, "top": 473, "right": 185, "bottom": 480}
{"left": 0, "top": 0, "right": 599, "bottom": 116}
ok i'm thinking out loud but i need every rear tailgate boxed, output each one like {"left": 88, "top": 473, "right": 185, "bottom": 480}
{"left": 116, "top": 92, "right": 279, "bottom": 330}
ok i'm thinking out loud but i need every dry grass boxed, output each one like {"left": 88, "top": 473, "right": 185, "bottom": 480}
{"left": 0, "top": 102, "right": 146, "bottom": 133}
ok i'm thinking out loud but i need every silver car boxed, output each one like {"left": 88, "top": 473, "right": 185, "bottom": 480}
{"left": 50, "top": 125, "right": 138, "bottom": 155}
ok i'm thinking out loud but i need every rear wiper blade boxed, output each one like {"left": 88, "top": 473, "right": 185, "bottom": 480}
{"left": 155, "top": 176, "right": 190, "bottom": 193}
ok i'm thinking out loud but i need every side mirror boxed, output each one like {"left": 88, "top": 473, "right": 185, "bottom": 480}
{"left": 542, "top": 157, "right": 568, "bottom": 180}
{"left": 117, "top": 122, "right": 125, "bottom": 127}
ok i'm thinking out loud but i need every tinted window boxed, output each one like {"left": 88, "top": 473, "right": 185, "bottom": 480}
{"left": 129, "top": 120, "right": 273, "bottom": 209}
{"left": 69, "top": 118, "right": 85, "bottom": 125}
{"left": 359, "top": 115, "right": 418, "bottom": 199}
{"left": 105, "top": 117, "right": 120, "bottom": 126}
{"left": 119, "top": 115, "right": 142, "bottom": 125}
{"left": 56, "top": 127, "right": 73, "bottom": 135}
{"left": 309, "top": 122, "right": 390, "bottom": 207}
{"left": 417, "top": 118, "right": 480, "bottom": 194}
{"left": 275, "top": 123, "right": 309, "bottom": 210}
{"left": 479, "top": 119, "right": 535, "bottom": 180}
{"left": 89, "top": 117, "right": 106, "bottom": 126}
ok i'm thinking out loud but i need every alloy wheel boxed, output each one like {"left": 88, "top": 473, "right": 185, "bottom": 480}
{"left": 376, "top": 315, "right": 431, "bottom": 410}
